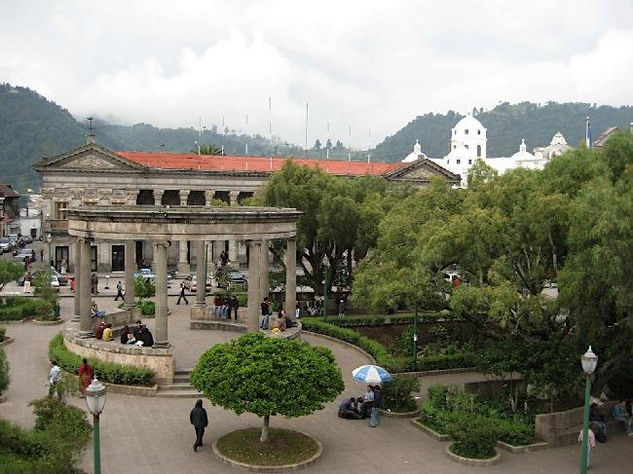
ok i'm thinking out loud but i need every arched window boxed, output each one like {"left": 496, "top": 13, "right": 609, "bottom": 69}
{"left": 477, "top": 145, "right": 482, "bottom": 157}
{"left": 456, "top": 159, "right": 461, "bottom": 164}
{"left": 464, "top": 144, "right": 469, "bottom": 150}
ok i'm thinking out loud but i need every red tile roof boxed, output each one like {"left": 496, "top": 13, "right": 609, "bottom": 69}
{"left": 116, "top": 151, "right": 405, "bottom": 177}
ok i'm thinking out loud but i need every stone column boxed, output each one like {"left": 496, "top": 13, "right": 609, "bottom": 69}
{"left": 259, "top": 240, "right": 269, "bottom": 302}
{"left": 285, "top": 237, "right": 297, "bottom": 321}
{"left": 179, "top": 190, "right": 190, "bottom": 206}
{"left": 177, "top": 240, "right": 190, "bottom": 274}
{"left": 154, "top": 241, "right": 169, "bottom": 348}
{"left": 79, "top": 238, "right": 93, "bottom": 337}
{"left": 191, "top": 241, "right": 208, "bottom": 319}
{"left": 73, "top": 238, "right": 81, "bottom": 320}
{"left": 204, "top": 190, "right": 215, "bottom": 206}
{"left": 154, "top": 189, "right": 164, "bottom": 206}
{"left": 124, "top": 240, "right": 136, "bottom": 310}
{"left": 228, "top": 239, "right": 239, "bottom": 266}
{"left": 247, "top": 240, "right": 262, "bottom": 332}
{"left": 229, "top": 190, "right": 240, "bottom": 206}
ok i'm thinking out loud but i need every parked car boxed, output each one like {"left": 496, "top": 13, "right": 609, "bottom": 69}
{"left": 18, "top": 235, "right": 33, "bottom": 245}
{"left": 14, "top": 248, "right": 36, "bottom": 261}
{"left": 217, "top": 267, "right": 248, "bottom": 288}
{"left": 133, "top": 268, "right": 172, "bottom": 282}
{"left": 0, "top": 238, "right": 11, "bottom": 253}
{"left": 182, "top": 273, "right": 213, "bottom": 292}
{"left": 50, "top": 267, "right": 69, "bottom": 286}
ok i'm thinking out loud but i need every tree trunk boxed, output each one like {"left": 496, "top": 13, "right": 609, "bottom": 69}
{"left": 260, "top": 414, "right": 270, "bottom": 443}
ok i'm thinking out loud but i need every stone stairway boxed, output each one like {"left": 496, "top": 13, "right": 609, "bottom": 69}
{"left": 156, "top": 369, "right": 203, "bottom": 398}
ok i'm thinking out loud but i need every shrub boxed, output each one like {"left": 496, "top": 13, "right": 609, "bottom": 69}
{"left": 0, "top": 304, "right": 25, "bottom": 320}
{"left": 0, "top": 297, "right": 54, "bottom": 321}
{"left": 449, "top": 417, "right": 499, "bottom": 459}
{"left": 136, "top": 300, "right": 155, "bottom": 316}
{"left": 135, "top": 275, "right": 156, "bottom": 299}
{"left": 0, "top": 326, "right": 6, "bottom": 341}
{"left": 382, "top": 375, "right": 420, "bottom": 412}
{"left": 0, "top": 398, "right": 91, "bottom": 473}
{"left": 49, "top": 332, "right": 155, "bottom": 386}
{"left": 0, "top": 347, "right": 9, "bottom": 393}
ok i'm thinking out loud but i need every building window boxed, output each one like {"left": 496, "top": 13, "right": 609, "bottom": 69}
{"left": 477, "top": 145, "right": 482, "bottom": 157}
{"left": 456, "top": 159, "right": 461, "bottom": 164}
{"left": 187, "top": 191, "right": 206, "bottom": 205}
{"left": 453, "top": 145, "right": 456, "bottom": 149}
{"left": 477, "top": 130, "right": 481, "bottom": 135}
{"left": 468, "top": 159, "right": 472, "bottom": 164}
{"left": 136, "top": 190, "right": 154, "bottom": 205}
{"left": 465, "top": 145, "right": 469, "bottom": 150}
{"left": 54, "top": 201, "right": 68, "bottom": 220}
{"left": 465, "top": 129, "right": 469, "bottom": 135}
{"left": 447, "top": 160, "right": 450, "bottom": 165}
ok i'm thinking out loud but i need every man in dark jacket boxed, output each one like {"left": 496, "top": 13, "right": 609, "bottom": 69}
{"left": 190, "top": 399, "right": 209, "bottom": 452}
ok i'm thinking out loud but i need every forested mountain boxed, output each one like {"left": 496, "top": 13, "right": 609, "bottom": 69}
{"left": 1, "top": 82, "right": 632, "bottom": 192}
{"left": 373, "top": 102, "right": 633, "bottom": 161}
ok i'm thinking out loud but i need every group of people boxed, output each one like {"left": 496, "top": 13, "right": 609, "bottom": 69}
{"left": 338, "top": 385, "right": 384, "bottom": 427}
{"left": 214, "top": 294, "right": 239, "bottom": 319}
{"left": 94, "top": 320, "right": 154, "bottom": 347}
{"left": 259, "top": 297, "right": 296, "bottom": 331}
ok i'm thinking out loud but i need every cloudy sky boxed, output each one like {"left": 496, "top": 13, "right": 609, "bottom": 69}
{"left": 1, "top": 0, "right": 632, "bottom": 148}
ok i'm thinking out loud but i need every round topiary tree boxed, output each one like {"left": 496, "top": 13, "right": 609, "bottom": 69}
{"left": 190, "top": 332, "right": 344, "bottom": 442}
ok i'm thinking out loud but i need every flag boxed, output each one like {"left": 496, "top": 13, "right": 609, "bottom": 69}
{"left": 585, "top": 117, "right": 592, "bottom": 148}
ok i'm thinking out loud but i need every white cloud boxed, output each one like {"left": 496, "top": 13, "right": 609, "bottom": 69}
{"left": 0, "top": 0, "right": 632, "bottom": 149}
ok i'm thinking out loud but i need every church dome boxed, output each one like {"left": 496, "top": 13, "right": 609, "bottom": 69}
{"left": 550, "top": 132, "right": 568, "bottom": 146}
{"left": 402, "top": 139, "right": 427, "bottom": 163}
{"left": 452, "top": 114, "right": 486, "bottom": 137}
{"left": 511, "top": 139, "right": 535, "bottom": 160}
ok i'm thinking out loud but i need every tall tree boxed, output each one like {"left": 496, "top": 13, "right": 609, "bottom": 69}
{"left": 190, "top": 332, "right": 343, "bottom": 442}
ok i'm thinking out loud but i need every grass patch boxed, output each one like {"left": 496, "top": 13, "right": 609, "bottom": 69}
{"left": 216, "top": 428, "right": 318, "bottom": 466}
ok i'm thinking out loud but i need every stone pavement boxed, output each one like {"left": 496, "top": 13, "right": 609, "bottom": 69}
{"left": 1, "top": 296, "right": 632, "bottom": 474}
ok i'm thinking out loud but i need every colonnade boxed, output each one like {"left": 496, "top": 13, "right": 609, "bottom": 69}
{"left": 74, "top": 235, "right": 298, "bottom": 344}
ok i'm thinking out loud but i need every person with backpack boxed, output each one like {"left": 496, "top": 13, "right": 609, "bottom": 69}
{"left": 190, "top": 399, "right": 209, "bottom": 452}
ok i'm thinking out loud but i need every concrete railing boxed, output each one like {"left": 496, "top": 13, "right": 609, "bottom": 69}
{"left": 535, "top": 401, "right": 617, "bottom": 446}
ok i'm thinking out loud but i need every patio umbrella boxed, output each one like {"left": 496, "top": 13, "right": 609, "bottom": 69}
{"left": 352, "top": 365, "right": 391, "bottom": 384}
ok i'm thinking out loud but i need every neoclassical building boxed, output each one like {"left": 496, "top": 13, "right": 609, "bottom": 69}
{"left": 34, "top": 141, "right": 459, "bottom": 273}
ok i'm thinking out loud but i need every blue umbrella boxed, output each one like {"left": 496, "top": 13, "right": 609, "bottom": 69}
{"left": 352, "top": 365, "right": 391, "bottom": 384}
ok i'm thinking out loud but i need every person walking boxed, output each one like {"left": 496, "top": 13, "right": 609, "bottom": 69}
{"left": 91, "top": 272, "right": 99, "bottom": 294}
{"left": 78, "top": 358, "right": 93, "bottom": 398}
{"left": 369, "top": 385, "right": 383, "bottom": 428}
{"left": 23, "top": 271, "right": 32, "bottom": 294}
{"left": 48, "top": 360, "right": 62, "bottom": 399}
{"left": 190, "top": 399, "right": 208, "bottom": 452}
{"left": 177, "top": 282, "right": 189, "bottom": 305}
{"left": 39, "top": 248, "right": 44, "bottom": 262}
{"left": 260, "top": 297, "right": 271, "bottom": 329}
{"left": 114, "top": 281, "right": 124, "bottom": 301}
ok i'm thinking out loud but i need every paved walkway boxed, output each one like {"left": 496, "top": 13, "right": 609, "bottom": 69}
{"left": 1, "top": 294, "right": 632, "bottom": 474}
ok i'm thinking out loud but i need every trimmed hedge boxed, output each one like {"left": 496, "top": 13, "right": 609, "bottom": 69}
{"left": 301, "top": 318, "right": 473, "bottom": 373}
{"left": 0, "top": 297, "right": 53, "bottom": 321}
{"left": 49, "top": 333, "right": 155, "bottom": 386}
{"left": 319, "top": 312, "right": 453, "bottom": 327}
{"left": 0, "top": 347, "right": 9, "bottom": 393}
{"left": 0, "top": 327, "right": 6, "bottom": 341}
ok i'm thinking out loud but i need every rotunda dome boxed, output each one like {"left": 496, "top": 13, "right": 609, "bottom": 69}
{"left": 511, "top": 139, "right": 535, "bottom": 160}
{"left": 402, "top": 139, "right": 427, "bottom": 163}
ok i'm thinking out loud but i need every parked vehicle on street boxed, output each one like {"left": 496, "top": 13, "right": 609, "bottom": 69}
{"left": 0, "top": 238, "right": 11, "bottom": 253}
{"left": 13, "top": 248, "right": 36, "bottom": 261}
{"left": 50, "top": 267, "right": 69, "bottom": 286}
{"left": 182, "top": 273, "right": 213, "bottom": 292}
{"left": 216, "top": 267, "right": 248, "bottom": 289}
{"left": 133, "top": 267, "right": 172, "bottom": 282}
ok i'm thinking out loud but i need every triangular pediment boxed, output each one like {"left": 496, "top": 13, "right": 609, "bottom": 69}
{"left": 33, "top": 143, "right": 146, "bottom": 171}
{"left": 382, "top": 158, "right": 460, "bottom": 184}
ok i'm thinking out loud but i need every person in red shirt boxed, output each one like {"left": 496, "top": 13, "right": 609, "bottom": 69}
{"left": 78, "top": 358, "right": 93, "bottom": 398}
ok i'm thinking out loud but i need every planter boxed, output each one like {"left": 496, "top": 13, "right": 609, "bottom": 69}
{"left": 0, "top": 318, "right": 28, "bottom": 324}
{"left": 445, "top": 442, "right": 501, "bottom": 466}
{"left": 213, "top": 430, "right": 322, "bottom": 472}
{"left": 34, "top": 318, "right": 64, "bottom": 326}
{"left": 410, "top": 419, "right": 451, "bottom": 441}
{"left": 496, "top": 440, "right": 548, "bottom": 454}
{"left": 382, "top": 407, "right": 421, "bottom": 418}
{"left": 0, "top": 336, "right": 15, "bottom": 347}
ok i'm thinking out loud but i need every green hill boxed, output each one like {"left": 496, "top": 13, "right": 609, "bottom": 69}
{"left": 1, "top": 83, "right": 632, "bottom": 192}
{"left": 373, "top": 102, "right": 633, "bottom": 161}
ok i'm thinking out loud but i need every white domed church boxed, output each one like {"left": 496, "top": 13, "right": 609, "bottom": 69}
{"left": 404, "top": 113, "right": 574, "bottom": 186}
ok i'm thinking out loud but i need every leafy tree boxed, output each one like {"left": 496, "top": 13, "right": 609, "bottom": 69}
{"left": 190, "top": 332, "right": 344, "bottom": 442}
{"left": 134, "top": 276, "right": 155, "bottom": 301}
{"left": 325, "top": 138, "right": 332, "bottom": 149}
{"left": 33, "top": 268, "right": 58, "bottom": 318}
{"left": 262, "top": 161, "right": 411, "bottom": 295}
{"left": 0, "top": 260, "right": 23, "bottom": 294}
{"left": 312, "top": 139, "right": 321, "bottom": 151}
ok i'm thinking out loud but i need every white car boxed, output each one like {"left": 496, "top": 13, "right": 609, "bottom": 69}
{"left": 51, "top": 275, "right": 60, "bottom": 287}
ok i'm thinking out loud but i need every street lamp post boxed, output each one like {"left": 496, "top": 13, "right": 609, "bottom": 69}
{"left": 323, "top": 267, "right": 328, "bottom": 319}
{"left": 85, "top": 378, "right": 107, "bottom": 474}
{"left": 46, "top": 233, "right": 52, "bottom": 268}
{"left": 580, "top": 346, "right": 598, "bottom": 474}
{"left": 412, "top": 303, "right": 418, "bottom": 371}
